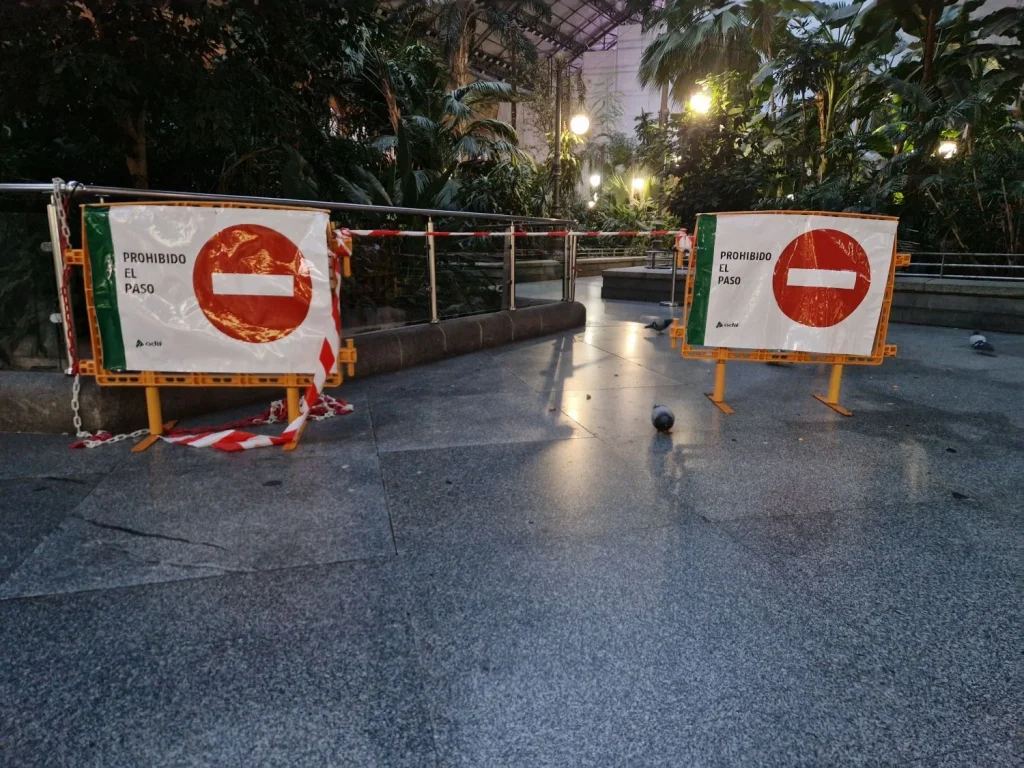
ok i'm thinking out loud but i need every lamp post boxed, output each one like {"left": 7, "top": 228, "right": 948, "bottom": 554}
{"left": 552, "top": 59, "right": 564, "bottom": 216}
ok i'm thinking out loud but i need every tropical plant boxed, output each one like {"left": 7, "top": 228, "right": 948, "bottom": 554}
{"left": 337, "top": 78, "right": 524, "bottom": 210}
{"left": 637, "top": 0, "right": 787, "bottom": 99}
{"left": 419, "top": 0, "right": 552, "bottom": 88}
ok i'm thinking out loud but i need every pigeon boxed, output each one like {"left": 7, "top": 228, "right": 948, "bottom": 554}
{"left": 652, "top": 405, "right": 675, "bottom": 432}
{"left": 969, "top": 331, "right": 996, "bottom": 356}
{"left": 644, "top": 318, "right": 673, "bottom": 334}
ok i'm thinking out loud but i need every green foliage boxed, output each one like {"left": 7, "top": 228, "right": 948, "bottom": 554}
{"left": 0, "top": 1, "right": 537, "bottom": 359}
{"left": 0, "top": 0, "right": 378, "bottom": 193}
{"left": 638, "top": 0, "right": 1024, "bottom": 254}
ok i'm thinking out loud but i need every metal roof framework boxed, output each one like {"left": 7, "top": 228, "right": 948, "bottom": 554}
{"left": 476, "top": 0, "right": 642, "bottom": 78}
{"left": 396, "top": 1, "right": 645, "bottom": 82}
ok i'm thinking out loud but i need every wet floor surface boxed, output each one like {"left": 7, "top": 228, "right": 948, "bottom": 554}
{"left": 1, "top": 278, "right": 1021, "bottom": 766}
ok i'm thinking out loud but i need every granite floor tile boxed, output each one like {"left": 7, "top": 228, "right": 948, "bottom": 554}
{"left": 549, "top": 384, "right": 740, "bottom": 443}
{"left": 497, "top": 345, "right": 682, "bottom": 392}
{"left": 606, "top": 424, "right": 1021, "bottom": 521}
{"left": 369, "top": 390, "right": 590, "bottom": 453}
{"left": 0, "top": 475, "right": 101, "bottom": 585}
{"left": 0, "top": 454, "right": 394, "bottom": 598}
{"left": 904, "top": 738, "right": 1023, "bottom": 767}
{"left": 356, "top": 354, "right": 535, "bottom": 404}
{"left": 401, "top": 524, "right": 1008, "bottom": 766}
{"left": 0, "top": 432, "right": 129, "bottom": 480}
{"left": 380, "top": 438, "right": 689, "bottom": 554}
{"left": 0, "top": 559, "right": 436, "bottom": 767}
{"left": 716, "top": 500, "right": 1022, "bottom": 712}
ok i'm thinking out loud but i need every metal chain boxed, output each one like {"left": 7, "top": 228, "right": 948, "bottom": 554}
{"left": 51, "top": 178, "right": 92, "bottom": 440}
{"left": 72, "top": 394, "right": 350, "bottom": 449}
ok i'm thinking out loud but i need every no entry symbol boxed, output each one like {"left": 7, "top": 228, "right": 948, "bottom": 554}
{"left": 193, "top": 224, "right": 312, "bottom": 343}
{"left": 772, "top": 229, "right": 871, "bottom": 328}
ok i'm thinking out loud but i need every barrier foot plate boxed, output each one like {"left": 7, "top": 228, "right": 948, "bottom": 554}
{"left": 813, "top": 394, "right": 853, "bottom": 417}
{"left": 704, "top": 394, "right": 734, "bottom": 415}
{"left": 283, "top": 423, "right": 308, "bottom": 452}
{"left": 132, "top": 420, "right": 178, "bottom": 453}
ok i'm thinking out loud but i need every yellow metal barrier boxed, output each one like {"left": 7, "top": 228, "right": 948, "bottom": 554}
{"left": 669, "top": 210, "right": 910, "bottom": 416}
{"left": 68, "top": 201, "right": 357, "bottom": 451}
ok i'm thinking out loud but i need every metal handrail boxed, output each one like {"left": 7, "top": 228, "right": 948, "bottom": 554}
{"left": 0, "top": 181, "right": 569, "bottom": 225}
{"left": 900, "top": 252, "right": 1024, "bottom": 282}
{"left": 906, "top": 251, "right": 1022, "bottom": 258}
{"left": 906, "top": 263, "right": 1024, "bottom": 269}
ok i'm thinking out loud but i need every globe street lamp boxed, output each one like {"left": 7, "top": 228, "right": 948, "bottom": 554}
{"left": 570, "top": 113, "right": 590, "bottom": 136}
{"left": 937, "top": 141, "right": 958, "bottom": 160}
{"left": 589, "top": 173, "right": 601, "bottom": 187}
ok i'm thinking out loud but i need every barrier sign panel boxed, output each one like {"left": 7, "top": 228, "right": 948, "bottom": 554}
{"left": 686, "top": 212, "right": 898, "bottom": 356}
{"left": 84, "top": 205, "right": 337, "bottom": 373}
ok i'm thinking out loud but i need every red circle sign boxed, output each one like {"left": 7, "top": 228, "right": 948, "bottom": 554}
{"left": 193, "top": 224, "right": 312, "bottom": 343}
{"left": 772, "top": 229, "right": 870, "bottom": 328}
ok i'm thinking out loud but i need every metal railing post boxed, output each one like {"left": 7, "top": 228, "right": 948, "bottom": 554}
{"left": 565, "top": 234, "right": 573, "bottom": 303}
{"left": 508, "top": 225, "right": 516, "bottom": 311}
{"left": 938, "top": 252, "right": 945, "bottom": 279}
{"left": 569, "top": 234, "right": 577, "bottom": 302}
{"left": 46, "top": 201, "right": 72, "bottom": 372}
{"left": 427, "top": 217, "right": 439, "bottom": 323}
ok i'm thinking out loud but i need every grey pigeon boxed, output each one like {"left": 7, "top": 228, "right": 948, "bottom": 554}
{"left": 969, "top": 331, "right": 996, "bottom": 356}
{"left": 645, "top": 318, "right": 673, "bottom": 334}
{"left": 652, "top": 405, "right": 675, "bottom": 432}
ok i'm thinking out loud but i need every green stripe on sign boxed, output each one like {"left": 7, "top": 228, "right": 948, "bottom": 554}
{"left": 84, "top": 207, "right": 127, "bottom": 371}
{"left": 686, "top": 214, "right": 716, "bottom": 346}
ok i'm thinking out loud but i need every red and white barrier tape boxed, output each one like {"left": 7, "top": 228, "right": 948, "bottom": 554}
{"left": 69, "top": 393, "right": 353, "bottom": 450}
{"left": 159, "top": 231, "right": 352, "bottom": 452}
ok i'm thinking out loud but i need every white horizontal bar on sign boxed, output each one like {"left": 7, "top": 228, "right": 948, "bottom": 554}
{"left": 786, "top": 268, "right": 858, "bottom": 289}
{"left": 212, "top": 273, "right": 294, "bottom": 296}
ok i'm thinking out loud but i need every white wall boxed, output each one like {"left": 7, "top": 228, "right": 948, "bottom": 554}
{"left": 580, "top": 24, "right": 667, "bottom": 140}
{"left": 498, "top": 24, "right": 669, "bottom": 163}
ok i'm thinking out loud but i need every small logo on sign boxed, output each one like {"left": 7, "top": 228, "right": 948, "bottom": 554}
{"left": 136, "top": 339, "right": 162, "bottom": 348}
{"left": 715, "top": 321, "right": 739, "bottom": 328}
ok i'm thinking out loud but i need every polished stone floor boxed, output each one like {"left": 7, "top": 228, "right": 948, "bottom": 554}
{"left": 1, "top": 278, "right": 1021, "bottom": 766}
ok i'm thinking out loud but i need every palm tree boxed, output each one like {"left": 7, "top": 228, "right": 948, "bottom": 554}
{"left": 637, "top": 0, "right": 786, "bottom": 100}
{"left": 338, "top": 80, "right": 524, "bottom": 210}
{"left": 424, "top": 0, "right": 551, "bottom": 88}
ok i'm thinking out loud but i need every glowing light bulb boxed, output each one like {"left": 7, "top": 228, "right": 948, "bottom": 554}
{"left": 569, "top": 114, "right": 590, "bottom": 135}
{"left": 937, "top": 141, "right": 958, "bottom": 160}
{"left": 688, "top": 92, "right": 711, "bottom": 115}
{"left": 589, "top": 173, "right": 601, "bottom": 187}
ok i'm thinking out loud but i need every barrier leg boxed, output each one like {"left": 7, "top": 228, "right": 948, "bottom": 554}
{"left": 704, "top": 360, "right": 734, "bottom": 414}
{"left": 283, "top": 386, "right": 305, "bottom": 451}
{"left": 345, "top": 338, "right": 356, "bottom": 378}
{"left": 132, "top": 386, "right": 173, "bottom": 453}
{"left": 813, "top": 363, "right": 853, "bottom": 416}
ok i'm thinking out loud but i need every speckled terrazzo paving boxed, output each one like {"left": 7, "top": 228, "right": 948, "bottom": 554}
{"left": 1, "top": 278, "right": 1020, "bottom": 766}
